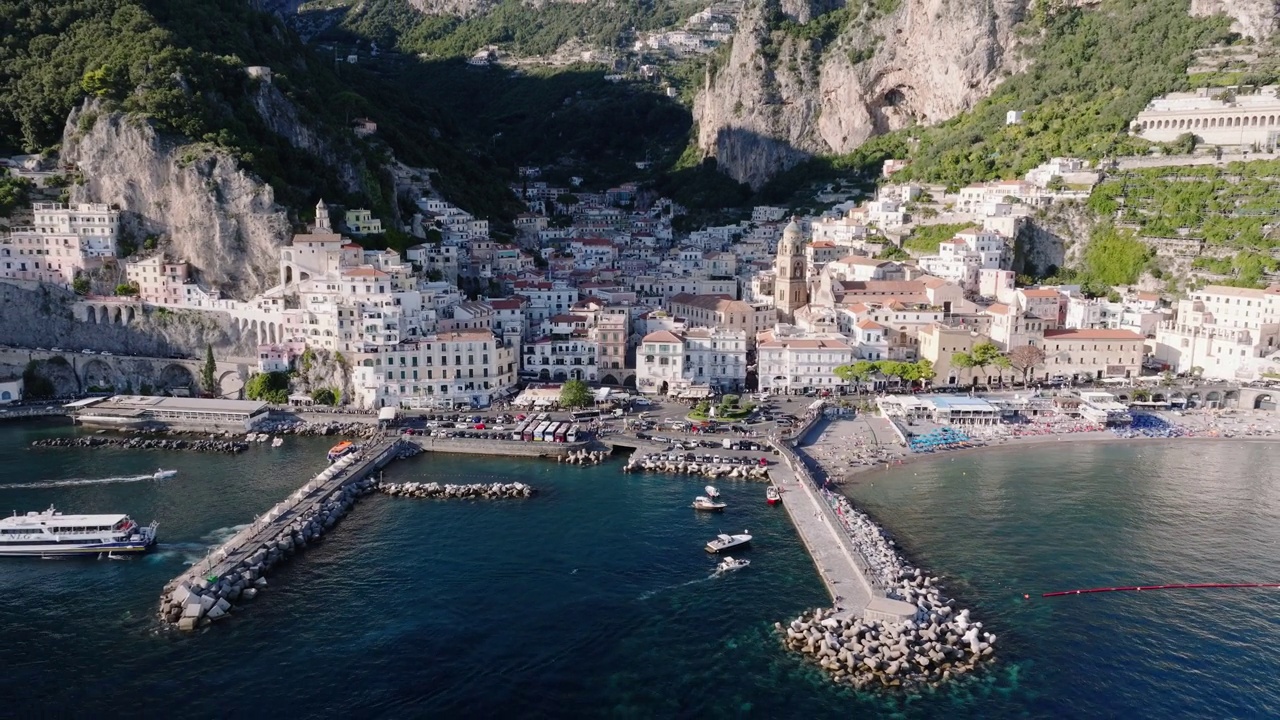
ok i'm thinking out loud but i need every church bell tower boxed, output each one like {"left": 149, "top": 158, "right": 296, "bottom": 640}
{"left": 773, "top": 217, "right": 808, "bottom": 322}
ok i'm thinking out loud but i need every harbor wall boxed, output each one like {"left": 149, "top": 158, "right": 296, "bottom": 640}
{"left": 406, "top": 436, "right": 591, "bottom": 458}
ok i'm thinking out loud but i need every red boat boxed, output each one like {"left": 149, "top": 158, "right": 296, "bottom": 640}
{"left": 766, "top": 486, "right": 781, "bottom": 505}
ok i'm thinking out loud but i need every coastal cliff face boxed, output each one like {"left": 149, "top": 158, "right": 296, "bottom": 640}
{"left": 1189, "top": 0, "right": 1279, "bottom": 39}
{"left": 694, "top": 0, "right": 1033, "bottom": 188}
{"left": 61, "top": 106, "right": 292, "bottom": 300}
{"left": 409, "top": 0, "right": 497, "bottom": 16}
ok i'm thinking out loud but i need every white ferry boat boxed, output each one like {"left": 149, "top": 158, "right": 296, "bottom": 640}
{"left": 0, "top": 506, "right": 158, "bottom": 558}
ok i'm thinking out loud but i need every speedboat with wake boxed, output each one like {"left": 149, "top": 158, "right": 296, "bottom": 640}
{"left": 715, "top": 556, "right": 750, "bottom": 573}
{"left": 153, "top": 468, "right": 177, "bottom": 480}
{"left": 706, "top": 530, "right": 751, "bottom": 553}
{"left": 691, "top": 496, "right": 727, "bottom": 512}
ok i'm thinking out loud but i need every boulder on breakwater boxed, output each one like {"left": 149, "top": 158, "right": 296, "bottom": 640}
{"left": 375, "top": 481, "right": 535, "bottom": 499}
{"left": 32, "top": 436, "right": 248, "bottom": 454}
{"left": 622, "top": 452, "right": 770, "bottom": 481}
{"left": 558, "top": 449, "right": 608, "bottom": 465}
{"left": 157, "top": 475, "right": 380, "bottom": 630}
{"left": 778, "top": 491, "right": 994, "bottom": 688}
{"left": 255, "top": 418, "right": 381, "bottom": 439}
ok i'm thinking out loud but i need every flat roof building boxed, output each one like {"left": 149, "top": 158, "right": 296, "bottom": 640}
{"left": 72, "top": 396, "right": 269, "bottom": 431}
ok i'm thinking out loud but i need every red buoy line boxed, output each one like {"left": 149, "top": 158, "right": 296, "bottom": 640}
{"left": 1041, "top": 583, "right": 1280, "bottom": 598}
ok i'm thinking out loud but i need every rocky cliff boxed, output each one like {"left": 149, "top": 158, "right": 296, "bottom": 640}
{"left": 695, "top": 0, "right": 1034, "bottom": 188}
{"left": 410, "top": 0, "right": 497, "bottom": 16}
{"left": 61, "top": 105, "right": 292, "bottom": 299}
{"left": 1190, "top": 0, "right": 1279, "bottom": 39}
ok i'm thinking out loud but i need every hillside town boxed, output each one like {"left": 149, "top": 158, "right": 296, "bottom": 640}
{"left": 2, "top": 151, "right": 1278, "bottom": 411}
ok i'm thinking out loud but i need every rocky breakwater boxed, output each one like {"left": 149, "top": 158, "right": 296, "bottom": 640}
{"left": 557, "top": 449, "right": 608, "bottom": 465}
{"left": 779, "top": 494, "right": 994, "bottom": 688}
{"left": 257, "top": 418, "right": 380, "bottom": 438}
{"left": 623, "top": 452, "right": 770, "bottom": 480}
{"left": 158, "top": 475, "right": 379, "bottom": 631}
{"left": 32, "top": 436, "right": 248, "bottom": 453}
{"left": 375, "top": 481, "right": 535, "bottom": 500}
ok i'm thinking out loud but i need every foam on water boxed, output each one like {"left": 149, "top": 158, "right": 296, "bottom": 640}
{"left": 0, "top": 473, "right": 166, "bottom": 490}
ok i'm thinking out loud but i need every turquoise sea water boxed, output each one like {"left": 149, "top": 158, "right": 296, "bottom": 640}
{"left": 1, "top": 421, "right": 1278, "bottom": 718}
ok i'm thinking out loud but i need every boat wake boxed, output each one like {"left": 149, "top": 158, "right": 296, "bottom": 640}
{"left": 638, "top": 574, "right": 718, "bottom": 600}
{"left": 202, "top": 524, "right": 250, "bottom": 545}
{"left": 0, "top": 474, "right": 165, "bottom": 490}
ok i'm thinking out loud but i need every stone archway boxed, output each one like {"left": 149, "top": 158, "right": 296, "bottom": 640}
{"left": 1206, "top": 390, "right": 1221, "bottom": 403}
{"left": 82, "top": 358, "right": 115, "bottom": 392}
{"left": 218, "top": 369, "right": 245, "bottom": 399}
{"left": 1255, "top": 393, "right": 1275, "bottom": 410}
{"left": 85, "top": 306, "right": 97, "bottom": 324}
{"left": 553, "top": 370, "right": 567, "bottom": 382}
{"left": 123, "top": 306, "right": 136, "bottom": 325}
{"left": 601, "top": 374, "right": 619, "bottom": 386}
{"left": 98, "top": 305, "right": 109, "bottom": 324}
{"left": 158, "top": 364, "right": 197, "bottom": 395}
{"left": 1152, "top": 393, "right": 1166, "bottom": 402}
{"left": 1224, "top": 389, "right": 1240, "bottom": 407}
{"left": 623, "top": 375, "right": 637, "bottom": 389}
{"left": 538, "top": 369, "right": 551, "bottom": 381}
{"left": 110, "top": 306, "right": 122, "bottom": 325}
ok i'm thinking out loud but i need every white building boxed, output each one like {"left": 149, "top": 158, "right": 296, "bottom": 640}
{"left": 1132, "top": 86, "right": 1280, "bottom": 148}
{"left": 918, "top": 227, "right": 1010, "bottom": 291}
{"left": 756, "top": 331, "right": 855, "bottom": 394}
{"left": 344, "top": 209, "right": 383, "bottom": 236}
{"left": 0, "top": 202, "right": 119, "bottom": 284}
{"left": 351, "top": 329, "right": 517, "bottom": 409}
{"left": 637, "top": 328, "right": 747, "bottom": 395}
{"left": 1153, "top": 285, "right": 1280, "bottom": 380}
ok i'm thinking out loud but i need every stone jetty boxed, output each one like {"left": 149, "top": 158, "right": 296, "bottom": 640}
{"left": 780, "top": 491, "right": 994, "bottom": 688}
{"left": 159, "top": 474, "right": 379, "bottom": 630}
{"left": 558, "top": 449, "right": 608, "bottom": 465}
{"left": 157, "top": 440, "right": 403, "bottom": 631}
{"left": 623, "top": 452, "right": 770, "bottom": 480}
{"left": 375, "top": 481, "right": 535, "bottom": 499}
{"left": 31, "top": 436, "right": 248, "bottom": 453}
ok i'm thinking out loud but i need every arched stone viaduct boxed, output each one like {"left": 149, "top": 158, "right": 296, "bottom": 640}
{"left": 0, "top": 348, "right": 250, "bottom": 398}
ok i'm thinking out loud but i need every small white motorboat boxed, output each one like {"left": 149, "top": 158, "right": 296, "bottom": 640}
{"left": 153, "top": 469, "right": 177, "bottom": 480}
{"left": 767, "top": 485, "right": 781, "bottom": 505}
{"left": 271, "top": 437, "right": 284, "bottom": 448}
{"left": 691, "top": 496, "right": 727, "bottom": 512}
{"left": 704, "top": 485, "right": 720, "bottom": 499}
{"left": 706, "top": 530, "right": 752, "bottom": 553}
{"left": 715, "top": 556, "right": 750, "bottom": 573}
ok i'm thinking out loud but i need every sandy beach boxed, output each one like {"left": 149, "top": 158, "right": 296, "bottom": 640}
{"left": 797, "top": 409, "right": 1280, "bottom": 484}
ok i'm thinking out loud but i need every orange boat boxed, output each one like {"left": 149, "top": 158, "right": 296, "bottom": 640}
{"left": 326, "top": 441, "right": 355, "bottom": 463}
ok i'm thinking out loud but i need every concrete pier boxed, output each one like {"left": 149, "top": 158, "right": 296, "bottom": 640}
{"left": 157, "top": 437, "right": 408, "bottom": 630}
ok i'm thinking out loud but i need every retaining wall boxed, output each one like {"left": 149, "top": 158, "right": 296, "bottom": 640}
{"left": 407, "top": 436, "right": 590, "bottom": 457}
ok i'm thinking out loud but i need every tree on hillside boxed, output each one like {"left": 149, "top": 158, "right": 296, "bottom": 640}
{"left": 1008, "top": 344, "right": 1047, "bottom": 385}
{"left": 952, "top": 341, "right": 1010, "bottom": 389}
{"left": 201, "top": 345, "right": 218, "bottom": 397}
{"left": 559, "top": 379, "right": 593, "bottom": 408}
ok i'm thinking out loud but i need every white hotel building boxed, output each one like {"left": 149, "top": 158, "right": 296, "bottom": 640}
{"left": 351, "top": 329, "right": 518, "bottom": 409}
{"left": 1153, "top": 285, "right": 1280, "bottom": 380}
{"left": 756, "top": 332, "right": 855, "bottom": 395}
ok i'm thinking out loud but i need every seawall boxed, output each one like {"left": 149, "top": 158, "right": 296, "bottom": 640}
{"left": 407, "top": 436, "right": 592, "bottom": 458}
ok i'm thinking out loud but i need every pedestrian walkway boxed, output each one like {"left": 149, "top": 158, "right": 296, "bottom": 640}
{"left": 769, "top": 449, "right": 873, "bottom": 618}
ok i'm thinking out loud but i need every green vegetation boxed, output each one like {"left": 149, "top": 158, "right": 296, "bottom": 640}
{"left": 0, "top": 0, "right": 520, "bottom": 222}
{"left": 113, "top": 282, "right": 138, "bottom": 296}
{"left": 902, "top": 223, "right": 971, "bottom": 253}
{"left": 71, "top": 276, "right": 90, "bottom": 295}
{"left": 344, "top": 0, "right": 696, "bottom": 59}
{"left": 950, "top": 341, "right": 1011, "bottom": 388}
{"left": 834, "top": 359, "right": 936, "bottom": 388}
{"left": 0, "top": 172, "right": 32, "bottom": 216}
{"left": 762, "top": 0, "right": 1235, "bottom": 201}
{"left": 245, "top": 371, "right": 290, "bottom": 404}
{"left": 689, "top": 394, "right": 755, "bottom": 421}
{"left": 559, "top": 378, "right": 593, "bottom": 408}
{"left": 200, "top": 344, "right": 217, "bottom": 396}
{"left": 1078, "top": 224, "right": 1154, "bottom": 287}
{"left": 310, "top": 387, "right": 338, "bottom": 406}
{"left": 1088, "top": 160, "right": 1280, "bottom": 287}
